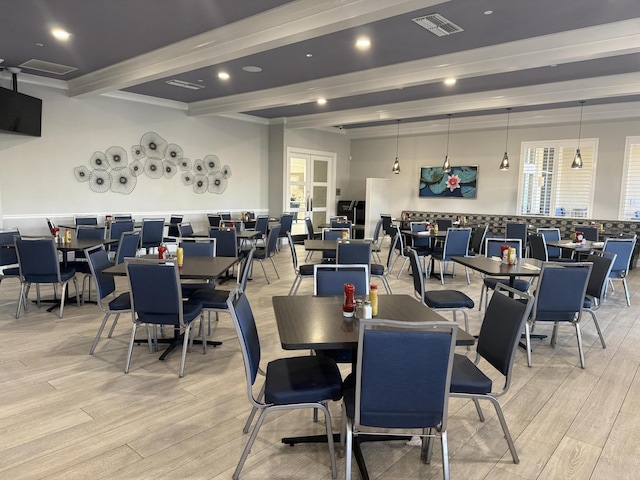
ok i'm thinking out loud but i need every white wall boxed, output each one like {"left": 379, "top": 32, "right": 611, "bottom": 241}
{"left": 349, "top": 118, "right": 640, "bottom": 220}
{"left": 0, "top": 83, "right": 269, "bottom": 233}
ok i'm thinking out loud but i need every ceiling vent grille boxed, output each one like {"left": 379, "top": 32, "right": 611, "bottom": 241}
{"left": 19, "top": 59, "right": 77, "bottom": 75}
{"left": 165, "top": 79, "right": 205, "bottom": 90}
{"left": 412, "top": 13, "right": 464, "bottom": 36}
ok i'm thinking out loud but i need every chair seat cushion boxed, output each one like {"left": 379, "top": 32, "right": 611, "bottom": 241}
{"left": 299, "top": 264, "right": 315, "bottom": 276}
{"left": 450, "top": 354, "right": 492, "bottom": 394}
{"left": 107, "top": 292, "right": 131, "bottom": 311}
{"left": 424, "top": 290, "right": 474, "bottom": 309}
{"left": 484, "top": 277, "right": 530, "bottom": 292}
{"left": 583, "top": 297, "right": 593, "bottom": 309}
{"left": 265, "top": 355, "right": 343, "bottom": 405}
{"left": 370, "top": 264, "right": 385, "bottom": 275}
{"left": 189, "top": 288, "right": 230, "bottom": 309}
{"left": 181, "top": 282, "right": 215, "bottom": 299}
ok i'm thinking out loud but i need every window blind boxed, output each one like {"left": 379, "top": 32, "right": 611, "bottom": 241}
{"left": 619, "top": 137, "right": 640, "bottom": 220}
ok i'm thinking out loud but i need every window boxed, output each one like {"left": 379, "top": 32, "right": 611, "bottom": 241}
{"left": 517, "top": 139, "right": 597, "bottom": 218}
{"left": 619, "top": 137, "right": 640, "bottom": 220}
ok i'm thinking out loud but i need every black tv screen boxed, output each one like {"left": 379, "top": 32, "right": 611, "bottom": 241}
{"left": 0, "top": 87, "right": 42, "bottom": 137}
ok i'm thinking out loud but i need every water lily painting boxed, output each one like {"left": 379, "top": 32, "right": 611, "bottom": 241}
{"left": 419, "top": 166, "right": 478, "bottom": 198}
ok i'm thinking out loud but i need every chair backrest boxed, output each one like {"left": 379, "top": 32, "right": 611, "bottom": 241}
{"left": 207, "top": 214, "right": 222, "bottom": 228}
{"left": 15, "top": 236, "right": 62, "bottom": 283}
{"left": 407, "top": 247, "right": 426, "bottom": 304}
{"left": 533, "top": 262, "right": 592, "bottom": 322}
{"left": 380, "top": 214, "right": 394, "bottom": 236}
{"left": 469, "top": 224, "right": 488, "bottom": 255}
{"left": 372, "top": 219, "right": 383, "bottom": 242}
{"left": 477, "top": 284, "right": 534, "bottom": 388}
{"left": 179, "top": 238, "right": 216, "bottom": 257}
{"left": 278, "top": 214, "right": 294, "bottom": 236}
{"left": 585, "top": 252, "right": 616, "bottom": 302}
{"left": 576, "top": 226, "right": 599, "bottom": 241}
{"left": 506, "top": 222, "right": 527, "bottom": 247}
{"left": 46, "top": 218, "right": 56, "bottom": 233}
{"left": 208, "top": 228, "right": 238, "bottom": 258}
{"left": 218, "top": 212, "right": 232, "bottom": 221}
{"left": 238, "top": 248, "right": 255, "bottom": 292}
{"left": 167, "top": 215, "right": 183, "bottom": 237}
{"left": 109, "top": 220, "right": 134, "bottom": 243}
{"left": 337, "top": 240, "right": 372, "bottom": 269}
{"left": 485, "top": 237, "right": 522, "bottom": 259}
{"left": 409, "top": 222, "right": 431, "bottom": 248}
{"left": 331, "top": 221, "right": 351, "bottom": 230}
{"left": 0, "top": 229, "right": 20, "bottom": 267}
{"left": 603, "top": 237, "right": 636, "bottom": 276}
{"left": 391, "top": 225, "right": 406, "bottom": 255}
{"left": 113, "top": 214, "right": 132, "bottom": 221}
{"left": 228, "top": 291, "right": 262, "bottom": 390}
{"left": 287, "top": 232, "right": 301, "bottom": 270}
{"left": 115, "top": 231, "right": 140, "bottom": 264}
{"left": 85, "top": 245, "right": 117, "bottom": 306}
{"left": 76, "top": 225, "right": 106, "bottom": 240}
{"left": 314, "top": 264, "right": 369, "bottom": 296}
{"left": 177, "top": 222, "right": 194, "bottom": 237}
{"left": 442, "top": 228, "right": 472, "bottom": 259}
{"left": 305, "top": 217, "right": 316, "bottom": 239}
{"left": 354, "top": 318, "right": 457, "bottom": 429}
{"left": 263, "top": 224, "right": 281, "bottom": 257}
{"left": 255, "top": 215, "right": 269, "bottom": 235}
{"left": 537, "top": 228, "right": 562, "bottom": 258}
{"left": 75, "top": 216, "right": 98, "bottom": 226}
{"left": 140, "top": 218, "right": 165, "bottom": 246}
{"left": 322, "top": 228, "right": 348, "bottom": 240}
{"left": 436, "top": 219, "right": 452, "bottom": 231}
{"left": 125, "top": 258, "right": 184, "bottom": 326}
{"left": 527, "top": 233, "right": 548, "bottom": 261}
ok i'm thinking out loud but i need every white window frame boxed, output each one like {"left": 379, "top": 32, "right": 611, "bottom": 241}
{"left": 516, "top": 139, "right": 597, "bottom": 218}
{"left": 618, "top": 136, "right": 640, "bottom": 220}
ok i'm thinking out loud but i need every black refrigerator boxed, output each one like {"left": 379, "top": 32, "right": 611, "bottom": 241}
{"left": 337, "top": 200, "right": 365, "bottom": 238}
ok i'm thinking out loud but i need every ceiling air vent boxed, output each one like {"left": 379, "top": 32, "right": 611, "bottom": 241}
{"left": 19, "top": 59, "right": 77, "bottom": 75}
{"left": 412, "top": 13, "right": 464, "bottom": 37}
{"left": 165, "top": 79, "right": 205, "bottom": 90}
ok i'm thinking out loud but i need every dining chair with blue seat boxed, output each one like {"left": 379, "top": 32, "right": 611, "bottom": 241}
{"left": 436, "top": 218, "right": 452, "bottom": 231}
{"left": 536, "top": 227, "right": 564, "bottom": 260}
{"left": 114, "top": 230, "right": 140, "bottom": 265}
{"left": 140, "top": 218, "right": 165, "bottom": 254}
{"left": 304, "top": 216, "right": 321, "bottom": 261}
{"left": 124, "top": 258, "right": 205, "bottom": 377}
{"left": 177, "top": 222, "right": 194, "bottom": 237}
{"left": 369, "top": 218, "right": 385, "bottom": 263}
{"left": 14, "top": 236, "right": 80, "bottom": 319}
{"left": 113, "top": 214, "right": 132, "bottom": 221}
{"left": 251, "top": 215, "right": 270, "bottom": 248}
{"left": 528, "top": 232, "right": 548, "bottom": 261}
{"left": 73, "top": 225, "right": 107, "bottom": 301}
{"left": 407, "top": 246, "right": 474, "bottom": 335}
{"left": 276, "top": 213, "right": 294, "bottom": 251}
{"left": 341, "top": 317, "right": 457, "bottom": 480}
{"left": 85, "top": 245, "right": 133, "bottom": 354}
{"left": 227, "top": 289, "right": 343, "bottom": 480}
{"left": 389, "top": 225, "right": 411, "bottom": 279}
{"left": 525, "top": 262, "right": 593, "bottom": 368}
{"left": 409, "top": 221, "right": 432, "bottom": 260}
{"left": 431, "top": 228, "right": 472, "bottom": 285}
{"left": 331, "top": 220, "right": 351, "bottom": 231}
{"left": 321, "top": 227, "right": 348, "bottom": 264}
{"left": 602, "top": 236, "right": 637, "bottom": 306}
{"left": 287, "top": 232, "right": 315, "bottom": 295}
{"left": 108, "top": 219, "right": 135, "bottom": 255}
{"left": 75, "top": 216, "right": 98, "bottom": 226}
{"left": 253, "top": 224, "right": 281, "bottom": 284}
{"left": 468, "top": 224, "right": 488, "bottom": 256}
{"left": 177, "top": 237, "right": 217, "bottom": 299}
{"left": 207, "top": 214, "right": 222, "bottom": 228}
{"left": 478, "top": 237, "right": 530, "bottom": 311}
{"left": 582, "top": 252, "right": 615, "bottom": 352}
{"left": 0, "top": 229, "right": 21, "bottom": 293}
{"left": 450, "top": 284, "right": 534, "bottom": 464}
{"left": 218, "top": 212, "right": 232, "bottom": 221}
{"left": 506, "top": 222, "right": 527, "bottom": 255}
{"left": 209, "top": 227, "right": 242, "bottom": 279}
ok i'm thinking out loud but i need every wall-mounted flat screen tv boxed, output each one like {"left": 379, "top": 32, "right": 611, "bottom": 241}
{"left": 0, "top": 87, "right": 42, "bottom": 137}
{"left": 419, "top": 166, "right": 478, "bottom": 198}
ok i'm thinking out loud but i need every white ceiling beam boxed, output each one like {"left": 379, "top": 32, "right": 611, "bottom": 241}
{"left": 67, "top": 0, "right": 447, "bottom": 97}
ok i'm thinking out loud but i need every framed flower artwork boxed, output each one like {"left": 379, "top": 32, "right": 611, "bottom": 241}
{"left": 419, "top": 165, "right": 478, "bottom": 198}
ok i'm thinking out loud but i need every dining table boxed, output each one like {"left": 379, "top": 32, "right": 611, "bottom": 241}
{"left": 545, "top": 239, "right": 604, "bottom": 254}
{"left": 272, "top": 294, "right": 474, "bottom": 479}
{"left": 104, "top": 254, "right": 238, "bottom": 358}
{"left": 451, "top": 256, "right": 544, "bottom": 290}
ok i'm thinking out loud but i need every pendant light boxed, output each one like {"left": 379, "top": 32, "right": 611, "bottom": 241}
{"left": 499, "top": 108, "right": 512, "bottom": 171}
{"left": 571, "top": 101, "right": 585, "bottom": 169}
{"left": 392, "top": 119, "right": 401, "bottom": 174}
{"left": 442, "top": 114, "right": 452, "bottom": 173}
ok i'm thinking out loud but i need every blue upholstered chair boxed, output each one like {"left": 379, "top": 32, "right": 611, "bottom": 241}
{"left": 525, "top": 262, "right": 593, "bottom": 368}
{"left": 177, "top": 237, "right": 217, "bottom": 299}
{"left": 0, "top": 229, "right": 21, "bottom": 293}
{"left": 114, "top": 231, "right": 140, "bottom": 265}
{"left": 287, "top": 233, "right": 315, "bottom": 295}
{"left": 165, "top": 214, "right": 183, "bottom": 240}
{"left": 85, "top": 245, "right": 132, "bottom": 354}
{"left": 528, "top": 233, "right": 548, "bottom": 261}
{"left": 536, "top": 227, "right": 564, "bottom": 260}
{"left": 14, "top": 236, "right": 79, "bottom": 319}
{"left": 505, "top": 222, "right": 527, "bottom": 255}
{"left": 177, "top": 222, "right": 194, "bottom": 237}
{"left": 407, "top": 246, "right": 474, "bottom": 334}
{"left": 389, "top": 225, "right": 411, "bottom": 279}
{"left": 73, "top": 225, "right": 107, "bottom": 301}
{"left": 603, "top": 236, "right": 637, "bottom": 306}
{"left": 341, "top": 318, "right": 457, "bottom": 480}
{"left": 124, "top": 258, "right": 204, "bottom": 377}
{"left": 369, "top": 218, "right": 385, "bottom": 263}
{"left": 207, "top": 214, "right": 222, "bottom": 228}
{"left": 253, "top": 224, "right": 280, "bottom": 284}
{"left": 75, "top": 216, "right": 98, "bottom": 226}
{"left": 431, "top": 228, "right": 472, "bottom": 285}
{"left": 468, "top": 224, "right": 488, "bottom": 256}
{"left": 140, "top": 218, "right": 165, "bottom": 254}
{"left": 251, "top": 215, "right": 270, "bottom": 248}
{"left": 450, "top": 284, "right": 534, "bottom": 464}
{"left": 314, "top": 264, "right": 369, "bottom": 298}
{"left": 321, "top": 227, "right": 348, "bottom": 263}
{"left": 276, "top": 213, "right": 294, "bottom": 250}
{"left": 227, "top": 290, "right": 342, "bottom": 480}
{"left": 436, "top": 218, "right": 453, "bottom": 231}
{"left": 218, "top": 212, "right": 232, "bottom": 221}
{"left": 108, "top": 219, "right": 134, "bottom": 254}
{"left": 582, "top": 252, "right": 615, "bottom": 353}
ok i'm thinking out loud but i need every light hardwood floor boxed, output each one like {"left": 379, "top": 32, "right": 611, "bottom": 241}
{"left": 1, "top": 240, "right": 639, "bottom": 479}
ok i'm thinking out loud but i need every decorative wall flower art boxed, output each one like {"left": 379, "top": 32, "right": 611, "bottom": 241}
{"left": 74, "top": 131, "right": 233, "bottom": 195}
{"left": 419, "top": 166, "right": 478, "bottom": 198}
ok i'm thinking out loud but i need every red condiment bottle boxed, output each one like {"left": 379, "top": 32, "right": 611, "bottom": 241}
{"left": 343, "top": 283, "right": 356, "bottom": 317}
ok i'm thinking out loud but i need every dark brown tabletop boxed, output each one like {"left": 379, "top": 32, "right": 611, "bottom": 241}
{"left": 103, "top": 254, "right": 237, "bottom": 280}
{"left": 401, "top": 229, "right": 447, "bottom": 239}
{"left": 272, "top": 294, "right": 475, "bottom": 350}
{"left": 189, "top": 230, "right": 262, "bottom": 240}
{"left": 545, "top": 239, "right": 603, "bottom": 253}
{"left": 56, "top": 238, "right": 118, "bottom": 252}
{"left": 304, "top": 239, "right": 339, "bottom": 251}
{"left": 452, "top": 256, "right": 544, "bottom": 278}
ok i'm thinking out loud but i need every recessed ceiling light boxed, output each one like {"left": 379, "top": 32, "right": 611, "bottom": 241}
{"left": 484, "top": 10, "right": 493, "bottom": 15}
{"left": 218, "top": 72, "right": 230, "bottom": 80}
{"left": 444, "top": 78, "right": 457, "bottom": 86}
{"left": 35, "top": 43, "right": 44, "bottom": 47}
{"left": 317, "top": 98, "right": 327, "bottom": 105}
{"left": 51, "top": 28, "right": 71, "bottom": 41}
{"left": 305, "top": 53, "right": 313, "bottom": 58}
{"left": 242, "top": 66, "right": 263, "bottom": 73}
{"left": 355, "top": 37, "right": 371, "bottom": 50}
